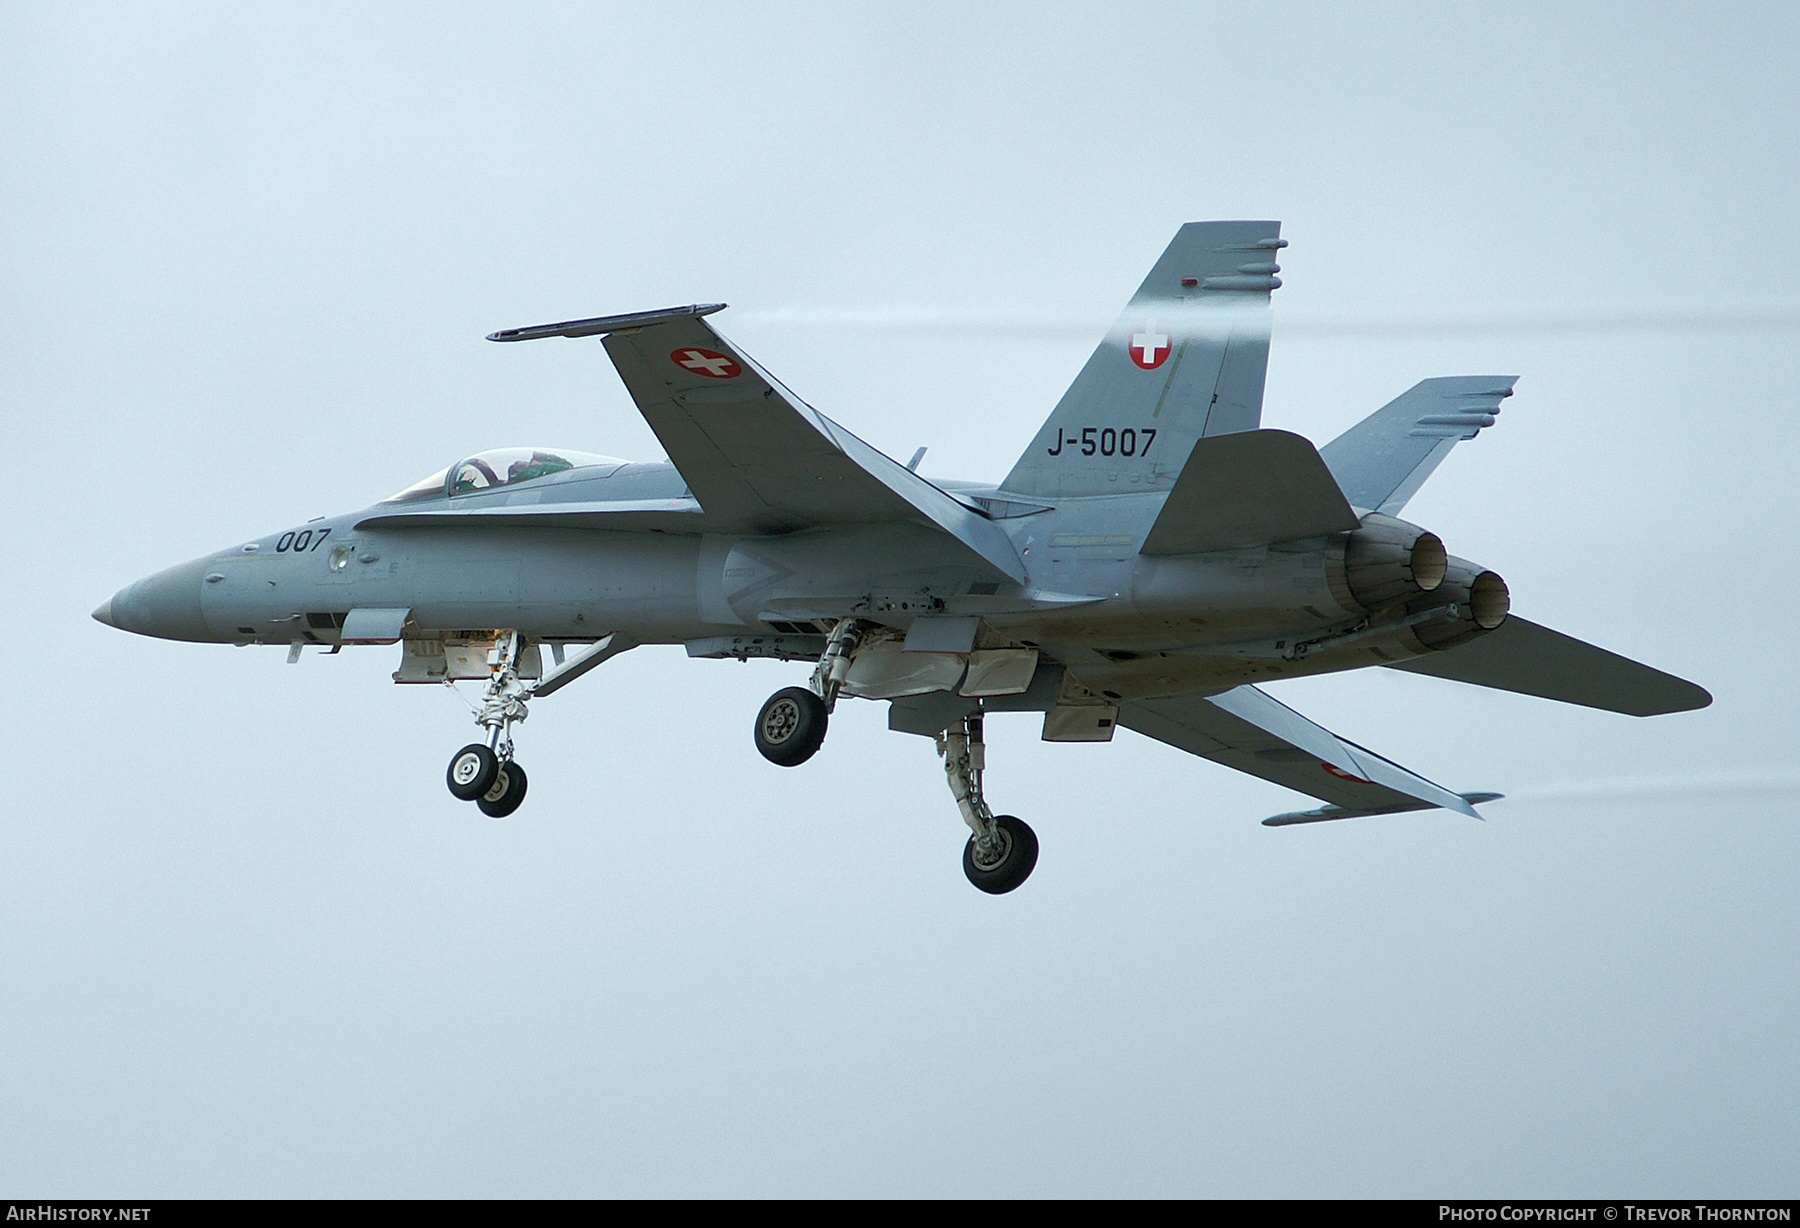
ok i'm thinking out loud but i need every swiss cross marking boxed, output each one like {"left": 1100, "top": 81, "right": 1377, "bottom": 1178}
{"left": 671, "top": 348, "right": 742, "bottom": 379}
{"left": 1320, "top": 762, "right": 1373, "bottom": 785}
{"left": 1128, "top": 321, "right": 1171, "bottom": 369}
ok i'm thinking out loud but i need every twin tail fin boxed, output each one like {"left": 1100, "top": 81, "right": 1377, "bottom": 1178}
{"left": 999, "top": 221, "right": 1286, "bottom": 499}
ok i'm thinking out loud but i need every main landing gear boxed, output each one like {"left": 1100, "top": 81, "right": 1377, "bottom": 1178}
{"left": 754, "top": 687, "right": 828, "bottom": 766}
{"left": 443, "top": 631, "right": 532, "bottom": 820}
{"left": 939, "top": 714, "right": 1037, "bottom": 894}
{"left": 753, "top": 617, "right": 865, "bottom": 768}
{"left": 751, "top": 621, "right": 1039, "bottom": 894}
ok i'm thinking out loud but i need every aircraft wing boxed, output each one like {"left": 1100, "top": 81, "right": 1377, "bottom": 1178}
{"left": 489, "top": 305, "right": 1024, "bottom": 581}
{"left": 1117, "top": 684, "right": 1494, "bottom": 824}
{"left": 1321, "top": 376, "right": 1517, "bottom": 515}
{"left": 1385, "top": 615, "right": 1712, "bottom": 715}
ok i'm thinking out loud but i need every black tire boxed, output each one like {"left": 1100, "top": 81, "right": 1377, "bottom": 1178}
{"left": 446, "top": 743, "right": 500, "bottom": 801}
{"left": 754, "top": 686, "right": 829, "bottom": 767}
{"left": 962, "top": 814, "right": 1039, "bottom": 895}
{"left": 477, "top": 760, "right": 528, "bottom": 818}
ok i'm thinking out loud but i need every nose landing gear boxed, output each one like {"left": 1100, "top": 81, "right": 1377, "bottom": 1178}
{"left": 442, "top": 631, "right": 532, "bottom": 817}
{"left": 476, "top": 759, "right": 528, "bottom": 819}
{"left": 446, "top": 743, "right": 500, "bottom": 800}
{"left": 433, "top": 630, "right": 634, "bottom": 815}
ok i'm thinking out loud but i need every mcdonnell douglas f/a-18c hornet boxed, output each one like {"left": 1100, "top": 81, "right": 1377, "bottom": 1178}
{"left": 95, "top": 222, "right": 1710, "bottom": 894}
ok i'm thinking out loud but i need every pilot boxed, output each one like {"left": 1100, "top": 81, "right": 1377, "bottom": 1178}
{"left": 452, "top": 457, "right": 504, "bottom": 494}
{"left": 506, "top": 451, "right": 572, "bottom": 485}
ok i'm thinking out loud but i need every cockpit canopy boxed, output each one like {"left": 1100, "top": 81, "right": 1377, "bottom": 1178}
{"left": 383, "top": 448, "right": 627, "bottom": 503}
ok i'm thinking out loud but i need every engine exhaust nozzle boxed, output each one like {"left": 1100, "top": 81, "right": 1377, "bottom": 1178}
{"left": 1409, "top": 560, "right": 1510, "bottom": 651}
{"left": 1341, "top": 513, "right": 1448, "bottom": 609}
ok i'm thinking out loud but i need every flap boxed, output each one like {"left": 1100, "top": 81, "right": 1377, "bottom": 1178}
{"left": 1118, "top": 684, "right": 1484, "bottom": 820}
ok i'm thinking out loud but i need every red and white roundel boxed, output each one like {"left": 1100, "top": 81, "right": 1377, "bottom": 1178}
{"left": 671, "top": 348, "right": 742, "bottom": 379}
{"left": 1320, "top": 762, "right": 1373, "bottom": 785}
{"left": 1127, "top": 321, "right": 1171, "bottom": 369}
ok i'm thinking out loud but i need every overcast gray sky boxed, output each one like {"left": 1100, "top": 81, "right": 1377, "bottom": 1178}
{"left": 4, "top": 2, "right": 1796, "bottom": 1197}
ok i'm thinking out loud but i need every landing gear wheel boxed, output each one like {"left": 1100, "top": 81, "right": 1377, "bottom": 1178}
{"left": 754, "top": 686, "right": 829, "bottom": 767}
{"left": 477, "top": 761, "right": 528, "bottom": 819}
{"left": 962, "top": 814, "right": 1039, "bottom": 895}
{"left": 446, "top": 743, "right": 500, "bottom": 801}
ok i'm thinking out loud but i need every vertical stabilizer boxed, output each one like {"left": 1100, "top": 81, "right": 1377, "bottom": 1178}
{"left": 1320, "top": 376, "right": 1517, "bottom": 515}
{"left": 999, "top": 221, "right": 1284, "bottom": 499}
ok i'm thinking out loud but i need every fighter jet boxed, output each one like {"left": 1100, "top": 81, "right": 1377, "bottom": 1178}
{"left": 94, "top": 221, "right": 1710, "bottom": 894}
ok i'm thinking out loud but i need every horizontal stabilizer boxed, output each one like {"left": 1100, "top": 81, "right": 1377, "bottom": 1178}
{"left": 1118, "top": 684, "right": 1486, "bottom": 820}
{"left": 1321, "top": 376, "right": 1517, "bottom": 515}
{"left": 1139, "top": 430, "right": 1360, "bottom": 555}
{"left": 1386, "top": 616, "right": 1712, "bottom": 716}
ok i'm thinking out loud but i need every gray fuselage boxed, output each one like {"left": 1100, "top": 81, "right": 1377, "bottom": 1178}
{"left": 102, "top": 454, "right": 1497, "bottom": 705}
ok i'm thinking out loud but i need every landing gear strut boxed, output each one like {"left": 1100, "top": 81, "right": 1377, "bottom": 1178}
{"left": 938, "top": 713, "right": 1038, "bottom": 894}
{"left": 753, "top": 617, "right": 867, "bottom": 767}
{"left": 443, "top": 630, "right": 530, "bottom": 817}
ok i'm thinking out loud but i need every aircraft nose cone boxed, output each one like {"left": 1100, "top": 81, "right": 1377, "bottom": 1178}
{"left": 92, "top": 598, "right": 117, "bottom": 628}
{"left": 101, "top": 555, "right": 217, "bottom": 642}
